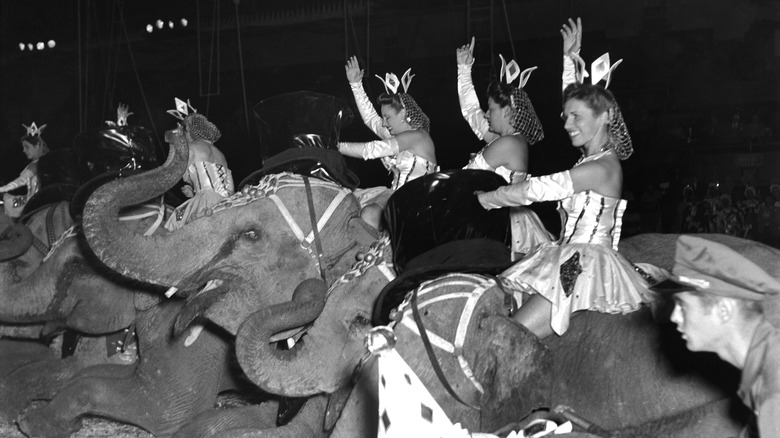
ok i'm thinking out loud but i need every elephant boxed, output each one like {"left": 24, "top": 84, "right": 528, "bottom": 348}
{"left": 196, "top": 233, "right": 778, "bottom": 437}
{"left": 18, "top": 128, "right": 384, "bottom": 438}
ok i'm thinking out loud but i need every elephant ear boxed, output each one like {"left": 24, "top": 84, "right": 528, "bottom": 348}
{"left": 472, "top": 315, "right": 552, "bottom": 430}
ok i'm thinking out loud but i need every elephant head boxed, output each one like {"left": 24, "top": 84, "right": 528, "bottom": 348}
{"left": 83, "top": 129, "right": 379, "bottom": 335}
{"left": 236, "top": 266, "right": 551, "bottom": 434}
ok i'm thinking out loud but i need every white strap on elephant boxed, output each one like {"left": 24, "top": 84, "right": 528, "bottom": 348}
{"left": 221, "top": 173, "right": 353, "bottom": 275}
{"left": 397, "top": 272, "right": 496, "bottom": 395}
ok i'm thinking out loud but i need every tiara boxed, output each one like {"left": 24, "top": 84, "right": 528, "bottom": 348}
{"left": 22, "top": 122, "right": 47, "bottom": 137}
{"left": 166, "top": 97, "right": 197, "bottom": 120}
{"left": 375, "top": 68, "right": 415, "bottom": 94}
{"left": 571, "top": 52, "right": 623, "bottom": 89}
{"left": 499, "top": 54, "right": 538, "bottom": 89}
{"left": 106, "top": 103, "right": 134, "bottom": 127}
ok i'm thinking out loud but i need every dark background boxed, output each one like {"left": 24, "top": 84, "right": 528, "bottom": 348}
{"left": 1, "top": 0, "right": 779, "bottom": 230}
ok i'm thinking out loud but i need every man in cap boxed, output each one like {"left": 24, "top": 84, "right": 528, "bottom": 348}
{"left": 652, "top": 235, "right": 780, "bottom": 437}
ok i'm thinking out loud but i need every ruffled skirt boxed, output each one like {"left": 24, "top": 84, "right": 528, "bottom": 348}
{"left": 165, "top": 190, "right": 224, "bottom": 231}
{"left": 509, "top": 206, "right": 554, "bottom": 259}
{"left": 500, "top": 241, "right": 659, "bottom": 335}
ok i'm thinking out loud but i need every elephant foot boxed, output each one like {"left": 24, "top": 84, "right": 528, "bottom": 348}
{"left": 17, "top": 404, "right": 81, "bottom": 438}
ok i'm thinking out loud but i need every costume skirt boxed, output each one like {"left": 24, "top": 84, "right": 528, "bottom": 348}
{"left": 499, "top": 241, "right": 659, "bottom": 335}
{"left": 509, "top": 206, "right": 554, "bottom": 259}
{"left": 165, "top": 190, "right": 224, "bottom": 231}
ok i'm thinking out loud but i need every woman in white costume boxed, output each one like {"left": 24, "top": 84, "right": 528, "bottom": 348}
{"left": 456, "top": 37, "right": 552, "bottom": 258}
{"left": 339, "top": 56, "right": 437, "bottom": 228}
{"left": 1, "top": 122, "right": 50, "bottom": 217}
{"left": 164, "top": 99, "right": 234, "bottom": 230}
{"left": 477, "top": 18, "right": 656, "bottom": 338}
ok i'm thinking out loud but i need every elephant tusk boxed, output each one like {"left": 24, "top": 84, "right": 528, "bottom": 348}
{"left": 184, "top": 323, "right": 204, "bottom": 347}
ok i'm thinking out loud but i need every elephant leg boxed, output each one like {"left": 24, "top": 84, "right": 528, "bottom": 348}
{"left": 18, "top": 302, "right": 233, "bottom": 438}
{"left": 210, "top": 396, "right": 331, "bottom": 438}
{"left": 173, "top": 402, "right": 280, "bottom": 438}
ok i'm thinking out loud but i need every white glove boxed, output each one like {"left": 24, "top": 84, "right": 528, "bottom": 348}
{"left": 350, "top": 82, "right": 391, "bottom": 139}
{"left": 562, "top": 54, "right": 578, "bottom": 92}
{"left": 338, "top": 137, "right": 400, "bottom": 161}
{"left": 457, "top": 61, "right": 490, "bottom": 140}
{"left": 0, "top": 168, "right": 33, "bottom": 193}
{"left": 478, "top": 171, "right": 574, "bottom": 209}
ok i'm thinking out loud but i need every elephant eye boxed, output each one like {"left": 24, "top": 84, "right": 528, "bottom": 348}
{"left": 353, "top": 314, "right": 371, "bottom": 327}
{"left": 242, "top": 229, "right": 261, "bottom": 241}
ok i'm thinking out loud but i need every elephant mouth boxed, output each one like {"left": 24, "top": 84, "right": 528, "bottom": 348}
{"left": 173, "top": 278, "right": 231, "bottom": 336}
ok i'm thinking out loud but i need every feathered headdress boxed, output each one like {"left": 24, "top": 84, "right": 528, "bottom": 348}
{"left": 106, "top": 103, "right": 134, "bottom": 127}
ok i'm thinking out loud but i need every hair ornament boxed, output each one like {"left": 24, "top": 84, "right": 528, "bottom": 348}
{"left": 571, "top": 52, "right": 623, "bottom": 89}
{"left": 166, "top": 97, "right": 197, "bottom": 120}
{"left": 22, "top": 122, "right": 47, "bottom": 137}
{"left": 499, "top": 54, "right": 538, "bottom": 88}
{"left": 106, "top": 103, "right": 134, "bottom": 127}
{"left": 375, "top": 68, "right": 415, "bottom": 95}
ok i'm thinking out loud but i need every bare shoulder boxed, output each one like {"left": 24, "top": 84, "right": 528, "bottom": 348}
{"left": 188, "top": 141, "right": 228, "bottom": 166}
{"left": 484, "top": 135, "right": 528, "bottom": 169}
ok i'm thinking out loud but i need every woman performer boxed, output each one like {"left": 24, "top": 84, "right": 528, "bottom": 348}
{"left": 165, "top": 98, "right": 234, "bottom": 230}
{"left": 338, "top": 56, "right": 437, "bottom": 228}
{"left": 1, "top": 122, "right": 50, "bottom": 217}
{"left": 456, "top": 37, "right": 553, "bottom": 259}
{"left": 477, "top": 18, "right": 656, "bottom": 338}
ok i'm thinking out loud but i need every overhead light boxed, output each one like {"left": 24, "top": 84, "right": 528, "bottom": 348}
{"left": 19, "top": 43, "right": 25, "bottom": 51}
{"left": 181, "top": 18, "right": 188, "bottom": 27}
{"left": 156, "top": 19, "right": 164, "bottom": 29}
{"left": 47, "top": 40, "right": 56, "bottom": 48}
{"left": 168, "top": 20, "right": 174, "bottom": 29}
{"left": 28, "top": 43, "right": 33, "bottom": 50}
{"left": 146, "top": 24, "right": 153, "bottom": 33}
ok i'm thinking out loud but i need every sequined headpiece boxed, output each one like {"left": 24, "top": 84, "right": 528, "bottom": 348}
{"left": 166, "top": 97, "right": 221, "bottom": 143}
{"left": 498, "top": 54, "right": 544, "bottom": 145}
{"left": 375, "top": 69, "right": 431, "bottom": 133}
{"left": 570, "top": 52, "right": 632, "bottom": 160}
{"left": 22, "top": 122, "right": 47, "bottom": 138}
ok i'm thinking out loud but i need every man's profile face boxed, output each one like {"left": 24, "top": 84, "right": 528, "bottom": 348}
{"left": 669, "top": 291, "right": 722, "bottom": 352}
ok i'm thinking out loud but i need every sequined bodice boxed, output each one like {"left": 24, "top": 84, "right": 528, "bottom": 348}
{"left": 381, "top": 150, "right": 437, "bottom": 190}
{"left": 187, "top": 161, "right": 234, "bottom": 197}
{"left": 558, "top": 191, "right": 626, "bottom": 251}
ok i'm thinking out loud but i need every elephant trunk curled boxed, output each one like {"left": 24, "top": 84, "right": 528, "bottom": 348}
{"left": 82, "top": 131, "right": 202, "bottom": 287}
{"left": 236, "top": 278, "right": 331, "bottom": 397}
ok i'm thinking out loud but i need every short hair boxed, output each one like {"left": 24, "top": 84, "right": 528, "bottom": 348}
{"left": 377, "top": 93, "right": 404, "bottom": 113}
{"left": 562, "top": 83, "right": 618, "bottom": 116}
{"left": 20, "top": 135, "right": 50, "bottom": 155}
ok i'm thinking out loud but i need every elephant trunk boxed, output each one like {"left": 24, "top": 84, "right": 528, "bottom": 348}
{"left": 82, "top": 131, "right": 211, "bottom": 287}
{"left": 236, "top": 279, "right": 331, "bottom": 397}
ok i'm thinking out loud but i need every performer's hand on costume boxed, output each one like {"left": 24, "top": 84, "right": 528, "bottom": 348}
{"left": 345, "top": 56, "right": 364, "bottom": 84}
{"left": 181, "top": 185, "right": 194, "bottom": 198}
{"left": 456, "top": 36, "right": 475, "bottom": 65}
{"left": 561, "top": 17, "right": 582, "bottom": 57}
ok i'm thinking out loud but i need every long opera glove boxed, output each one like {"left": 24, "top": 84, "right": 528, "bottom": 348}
{"left": 562, "top": 53, "right": 578, "bottom": 92}
{"left": 350, "top": 81, "right": 391, "bottom": 139}
{"left": 0, "top": 168, "right": 33, "bottom": 193}
{"left": 457, "top": 61, "right": 490, "bottom": 141}
{"left": 338, "top": 137, "right": 400, "bottom": 161}
{"left": 478, "top": 170, "right": 574, "bottom": 210}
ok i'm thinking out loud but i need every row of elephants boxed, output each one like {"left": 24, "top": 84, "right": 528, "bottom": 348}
{"left": 2, "top": 127, "right": 780, "bottom": 438}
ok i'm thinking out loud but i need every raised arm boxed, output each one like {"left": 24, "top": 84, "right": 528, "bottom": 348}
{"left": 456, "top": 37, "right": 497, "bottom": 143}
{"left": 561, "top": 17, "right": 582, "bottom": 92}
{"left": 345, "top": 56, "right": 391, "bottom": 139}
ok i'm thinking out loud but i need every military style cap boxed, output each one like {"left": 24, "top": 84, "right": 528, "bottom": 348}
{"left": 651, "top": 235, "right": 780, "bottom": 301}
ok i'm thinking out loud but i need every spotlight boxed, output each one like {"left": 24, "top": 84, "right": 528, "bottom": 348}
{"left": 156, "top": 19, "right": 164, "bottom": 29}
{"left": 19, "top": 43, "right": 25, "bottom": 51}
{"left": 28, "top": 43, "right": 33, "bottom": 50}
{"left": 146, "top": 24, "right": 153, "bottom": 33}
{"left": 47, "top": 40, "right": 56, "bottom": 48}
{"left": 181, "top": 18, "right": 188, "bottom": 27}
{"left": 168, "top": 20, "right": 174, "bottom": 29}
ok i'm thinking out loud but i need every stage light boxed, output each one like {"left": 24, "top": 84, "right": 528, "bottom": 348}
{"left": 36, "top": 42, "right": 44, "bottom": 50}
{"left": 181, "top": 18, "right": 188, "bottom": 27}
{"left": 28, "top": 43, "right": 33, "bottom": 50}
{"left": 168, "top": 20, "right": 174, "bottom": 29}
{"left": 156, "top": 19, "right": 164, "bottom": 29}
{"left": 47, "top": 40, "right": 55, "bottom": 48}
{"left": 19, "top": 43, "right": 25, "bottom": 51}
{"left": 146, "top": 24, "right": 153, "bottom": 33}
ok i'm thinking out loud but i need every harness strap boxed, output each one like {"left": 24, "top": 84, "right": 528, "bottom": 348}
{"left": 45, "top": 203, "right": 57, "bottom": 248}
{"left": 410, "top": 285, "right": 481, "bottom": 411}
{"left": 303, "top": 177, "right": 327, "bottom": 283}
